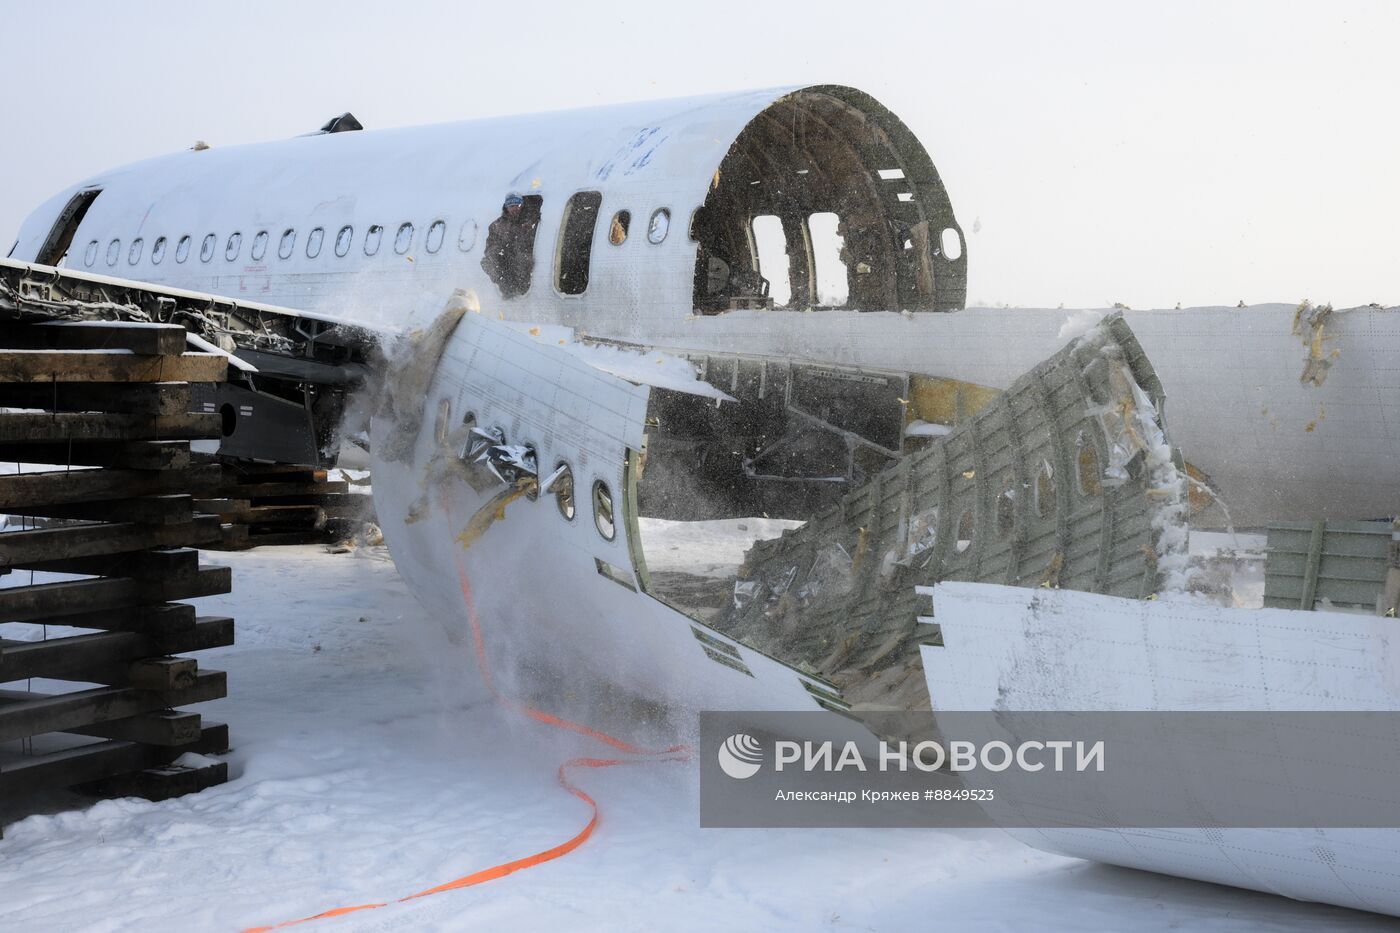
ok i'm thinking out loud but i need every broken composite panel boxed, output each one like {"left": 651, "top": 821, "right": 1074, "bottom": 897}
{"left": 638, "top": 314, "right": 1190, "bottom": 711}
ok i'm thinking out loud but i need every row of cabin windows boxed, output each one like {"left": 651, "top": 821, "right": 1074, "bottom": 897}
{"left": 82, "top": 219, "right": 464, "bottom": 270}
{"left": 78, "top": 196, "right": 674, "bottom": 299}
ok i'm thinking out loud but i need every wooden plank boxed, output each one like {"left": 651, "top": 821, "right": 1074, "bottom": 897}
{"left": 126, "top": 657, "right": 198, "bottom": 692}
{"left": 213, "top": 504, "right": 327, "bottom": 527}
{"left": 0, "top": 381, "right": 191, "bottom": 415}
{"left": 79, "top": 758, "right": 228, "bottom": 802}
{"left": 0, "top": 617, "right": 233, "bottom": 682}
{"left": 0, "top": 670, "right": 226, "bottom": 742}
{"left": 212, "top": 528, "right": 336, "bottom": 549}
{"left": 0, "top": 515, "right": 221, "bottom": 566}
{"left": 0, "top": 567, "right": 229, "bottom": 623}
{"left": 0, "top": 723, "right": 227, "bottom": 797}
{"left": 0, "top": 463, "right": 220, "bottom": 509}
{"left": 16, "top": 544, "right": 203, "bottom": 578}
{"left": 0, "top": 440, "right": 190, "bottom": 470}
{"left": 226, "top": 464, "right": 327, "bottom": 481}
{"left": 9, "top": 494, "right": 194, "bottom": 526}
{"left": 0, "top": 323, "right": 188, "bottom": 355}
{"left": 217, "top": 480, "right": 350, "bottom": 499}
{"left": 192, "top": 498, "right": 251, "bottom": 513}
{"left": 211, "top": 524, "right": 251, "bottom": 550}
{"left": 0, "top": 351, "right": 226, "bottom": 384}
{"left": 67, "top": 710, "right": 203, "bottom": 747}
{"left": 0, "top": 410, "right": 221, "bottom": 443}
{"left": 5, "top": 603, "right": 197, "bottom": 636}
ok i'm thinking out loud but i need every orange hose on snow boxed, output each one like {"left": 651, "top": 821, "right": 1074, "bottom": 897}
{"left": 241, "top": 506, "right": 688, "bottom": 933}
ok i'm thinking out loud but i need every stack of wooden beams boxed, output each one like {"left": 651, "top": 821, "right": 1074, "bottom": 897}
{"left": 0, "top": 320, "right": 233, "bottom": 835}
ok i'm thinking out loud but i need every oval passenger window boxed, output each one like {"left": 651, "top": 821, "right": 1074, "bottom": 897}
{"left": 940, "top": 227, "right": 963, "bottom": 260}
{"left": 593, "top": 480, "right": 616, "bottom": 540}
{"left": 647, "top": 208, "right": 670, "bottom": 244}
{"left": 425, "top": 220, "right": 445, "bottom": 253}
{"left": 458, "top": 219, "right": 478, "bottom": 252}
{"left": 609, "top": 210, "right": 630, "bottom": 245}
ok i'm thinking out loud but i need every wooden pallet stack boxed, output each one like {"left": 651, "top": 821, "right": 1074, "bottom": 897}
{"left": 200, "top": 461, "right": 374, "bottom": 550}
{"left": 0, "top": 320, "right": 233, "bottom": 834}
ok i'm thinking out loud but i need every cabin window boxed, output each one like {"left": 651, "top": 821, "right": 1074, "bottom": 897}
{"left": 457, "top": 219, "right": 477, "bottom": 252}
{"left": 106, "top": 239, "right": 121, "bottom": 266}
{"left": 251, "top": 230, "right": 269, "bottom": 261}
{"left": 553, "top": 463, "right": 575, "bottom": 521}
{"left": 334, "top": 225, "right": 353, "bottom": 257}
{"left": 425, "top": 220, "right": 446, "bottom": 253}
{"left": 176, "top": 236, "right": 191, "bottom": 263}
{"left": 200, "top": 234, "right": 216, "bottom": 262}
{"left": 808, "top": 212, "right": 848, "bottom": 308}
{"left": 751, "top": 215, "right": 790, "bottom": 306}
{"left": 306, "top": 227, "right": 324, "bottom": 258}
{"left": 83, "top": 240, "right": 98, "bottom": 267}
{"left": 152, "top": 236, "right": 167, "bottom": 265}
{"left": 364, "top": 224, "right": 383, "bottom": 256}
{"left": 609, "top": 210, "right": 630, "bottom": 245}
{"left": 225, "top": 232, "right": 242, "bottom": 261}
{"left": 555, "top": 191, "right": 602, "bottom": 295}
{"left": 647, "top": 208, "right": 670, "bottom": 244}
{"left": 940, "top": 227, "right": 962, "bottom": 260}
{"left": 278, "top": 229, "right": 296, "bottom": 259}
{"left": 394, "top": 222, "right": 414, "bottom": 254}
{"left": 593, "top": 479, "right": 616, "bottom": 541}
{"left": 128, "top": 238, "right": 143, "bottom": 265}
{"left": 480, "top": 194, "right": 541, "bottom": 299}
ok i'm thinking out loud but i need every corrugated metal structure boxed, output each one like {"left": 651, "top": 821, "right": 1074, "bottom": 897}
{"left": 1263, "top": 519, "right": 1399, "bottom": 614}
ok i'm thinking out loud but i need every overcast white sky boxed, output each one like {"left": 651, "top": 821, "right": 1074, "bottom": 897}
{"left": 2, "top": 0, "right": 1395, "bottom": 308}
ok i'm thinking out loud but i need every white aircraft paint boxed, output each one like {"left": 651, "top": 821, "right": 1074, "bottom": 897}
{"left": 921, "top": 581, "right": 1400, "bottom": 916}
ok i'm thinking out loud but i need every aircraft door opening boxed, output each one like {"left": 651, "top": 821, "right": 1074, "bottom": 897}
{"left": 35, "top": 188, "right": 102, "bottom": 267}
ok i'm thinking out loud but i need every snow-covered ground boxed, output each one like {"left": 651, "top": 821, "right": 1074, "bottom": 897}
{"left": 1, "top": 544, "right": 1393, "bottom": 932}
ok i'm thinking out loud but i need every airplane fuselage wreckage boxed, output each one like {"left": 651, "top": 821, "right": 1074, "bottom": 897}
{"left": 7, "top": 86, "right": 1400, "bottom": 914}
